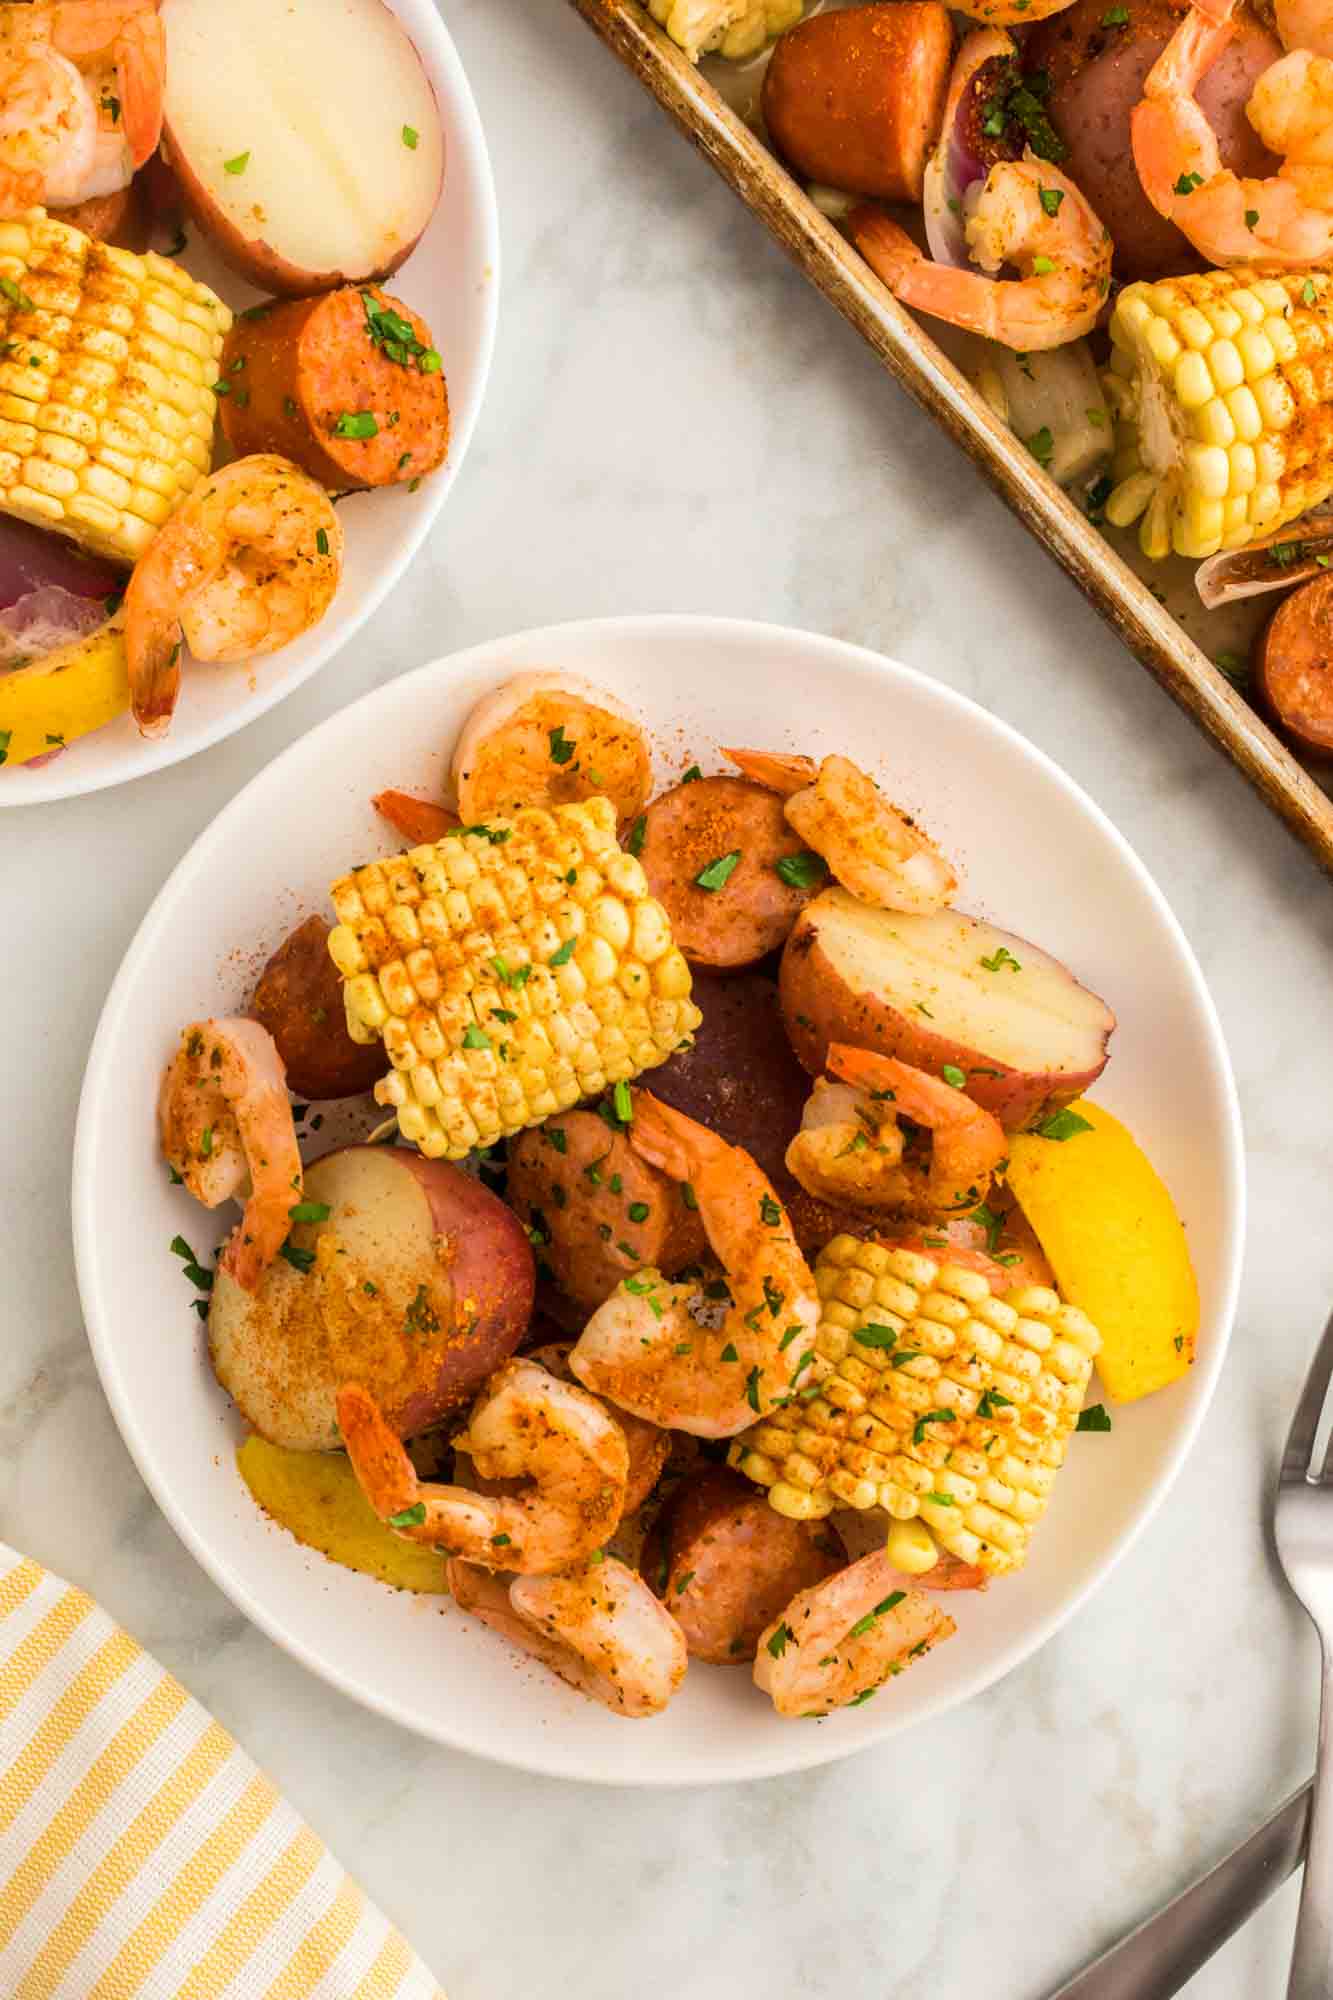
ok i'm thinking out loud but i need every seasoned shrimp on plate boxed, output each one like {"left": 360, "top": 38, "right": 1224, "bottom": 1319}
{"left": 337, "top": 1357, "right": 630, "bottom": 1576}
{"left": 0, "top": 0, "right": 163, "bottom": 215}
{"left": 1133, "top": 0, "right": 1333, "bottom": 264}
{"left": 449, "top": 1556, "right": 688, "bottom": 1718}
{"left": 754, "top": 1548, "right": 956, "bottom": 1716}
{"left": 849, "top": 152, "right": 1114, "bottom": 353}
{"left": 158, "top": 1017, "right": 303, "bottom": 1293}
{"left": 124, "top": 454, "right": 343, "bottom": 737}
{"left": 451, "top": 671, "right": 653, "bottom": 825}
{"left": 724, "top": 747, "right": 957, "bottom": 914}
{"left": 569, "top": 1092, "right": 821, "bottom": 1439}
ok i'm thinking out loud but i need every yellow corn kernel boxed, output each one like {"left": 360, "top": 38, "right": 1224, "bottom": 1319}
{"left": 885, "top": 1516, "right": 940, "bottom": 1575}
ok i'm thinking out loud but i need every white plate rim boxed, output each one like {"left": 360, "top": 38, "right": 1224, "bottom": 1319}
{"left": 72, "top": 613, "right": 1246, "bottom": 1785}
{"left": 2, "top": 0, "right": 500, "bottom": 809}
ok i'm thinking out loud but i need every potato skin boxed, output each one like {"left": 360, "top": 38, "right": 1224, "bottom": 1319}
{"left": 1027, "top": 0, "right": 1281, "bottom": 280}
{"left": 250, "top": 914, "right": 387, "bottom": 1101}
{"left": 56, "top": 184, "right": 149, "bottom": 251}
{"left": 209, "top": 1146, "right": 533, "bottom": 1449}
{"left": 779, "top": 903, "right": 1110, "bottom": 1130}
{"left": 506, "top": 1111, "right": 707, "bottom": 1312}
{"left": 762, "top": 2, "right": 954, "bottom": 203}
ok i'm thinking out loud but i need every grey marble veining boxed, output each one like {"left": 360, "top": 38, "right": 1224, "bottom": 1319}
{"left": 3, "top": 2, "right": 1333, "bottom": 1994}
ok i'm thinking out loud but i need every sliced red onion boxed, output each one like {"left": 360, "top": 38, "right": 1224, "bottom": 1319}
{"left": 0, "top": 584, "right": 109, "bottom": 670}
{"left": 1195, "top": 507, "right": 1333, "bottom": 608}
{"left": 923, "top": 30, "right": 1016, "bottom": 270}
{"left": 0, "top": 515, "right": 124, "bottom": 612}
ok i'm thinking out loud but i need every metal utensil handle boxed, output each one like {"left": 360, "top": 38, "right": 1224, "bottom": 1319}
{"left": 1289, "top": 1656, "right": 1333, "bottom": 1996}
{"left": 1049, "top": 1781, "right": 1311, "bottom": 2000}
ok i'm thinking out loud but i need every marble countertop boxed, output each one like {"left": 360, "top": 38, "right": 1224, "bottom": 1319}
{"left": 5, "top": 3, "right": 1333, "bottom": 1994}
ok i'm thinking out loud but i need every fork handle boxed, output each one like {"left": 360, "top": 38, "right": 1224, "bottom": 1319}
{"left": 1288, "top": 1644, "right": 1333, "bottom": 1997}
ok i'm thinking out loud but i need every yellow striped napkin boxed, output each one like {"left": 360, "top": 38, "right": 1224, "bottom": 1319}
{"left": 0, "top": 1548, "right": 445, "bottom": 2000}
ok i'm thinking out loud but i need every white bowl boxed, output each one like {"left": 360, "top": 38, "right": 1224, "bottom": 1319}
{"left": 2, "top": 0, "right": 498, "bottom": 807}
{"left": 73, "top": 616, "right": 1244, "bottom": 1785}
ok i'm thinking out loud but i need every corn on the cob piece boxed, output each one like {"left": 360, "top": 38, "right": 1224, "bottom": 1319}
{"left": 329, "top": 798, "right": 703, "bottom": 1160}
{"left": 0, "top": 209, "right": 231, "bottom": 564}
{"left": 1102, "top": 268, "right": 1333, "bottom": 561}
{"left": 729, "top": 1234, "right": 1101, "bottom": 1577}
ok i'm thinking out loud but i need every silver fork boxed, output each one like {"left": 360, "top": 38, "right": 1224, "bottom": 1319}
{"left": 1276, "top": 1306, "right": 1333, "bottom": 1998}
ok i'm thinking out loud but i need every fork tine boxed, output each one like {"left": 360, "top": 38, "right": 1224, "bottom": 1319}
{"left": 1283, "top": 1308, "right": 1333, "bottom": 1482}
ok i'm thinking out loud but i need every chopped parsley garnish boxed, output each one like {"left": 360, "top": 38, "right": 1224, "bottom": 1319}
{"left": 694, "top": 850, "right": 742, "bottom": 892}
{"left": 745, "top": 1366, "right": 763, "bottom": 1414}
{"left": 719, "top": 1341, "right": 739, "bottom": 1362}
{"left": 1303, "top": 278, "right": 1319, "bottom": 306}
{"left": 1027, "top": 424, "right": 1055, "bottom": 467}
{"left": 759, "top": 1193, "right": 782, "bottom": 1228}
{"left": 548, "top": 937, "right": 576, "bottom": 968}
{"left": 1077, "top": 1403, "right": 1113, "bottom": 1432}
{"left": 549, "top": 724, "right": 575, "bottom": 765}
{"left": 850, "top": 1591, "right": 906, "bottom": 1638}
{"left": 404, "top": 1284, "right": 440, "bottom": 1336}
{"left": 224, "top": 151, "right": 251, "bottom": 175}
{"left": 169, "top": 1234, "right": 214, "bottom": 1292}
{"left": 1245, "top": 208, "right": 1260, "bottom": 230}
{"left": 628, "top": 1201, "right": 650, "bottom": 1223}
{"left": 846, "top": 1687, "right": 877, "bottom": 1707}
{"left": 279, "top": 1242, "right": 315, "bottom": 1273}
{"left": 315, "top": 528, "right": 329, "bottom": 556}
{"left": 1271, "top": 541, "right": 1301, "bottom": 567}
{"left": 333, "top": 410, "right": 378, "bottom": 439}
{"left": 779, "top": 1323, "right": 803, "bottom": 1351}
{"left": 402, "top": 124, "right": 420, "bottom": 149}
{"left": 767, "top": 1620, "right": 794, "bottom": 1657}
{"left": 681, "top": 1183, "right": 698, "bottom": 1211}
{"left": 491, "top": 953, "right": 532, "bottom": 988}
{"left": 1037, "top": 185, "right": 1064, "bottom": 217}
{"left": 1215, "top": 651, "right": 1248, "bottom": 686}
{"left": 980, "top": 944, "right": 1021, "bottom": 972}
{"left": 1173, "top": 172, "right": 1204, "bottom": 196}
{"left": 979, "top": 66, "right": 1067, "bottom": 163}
{"left": 1033, "top": 1107, "right": 1094, "bottom": 1140}
{"left": 775, "top": 850, "right": 827, "bottom": 889}
{"left": 288, "top": 1201, "right": 331, "bottom": 1223}
{"left": 912, "top": 1408, "right": 953, "bottom": 1446}
{"left": 681, "top": 764, "right": 703, "bottom": 783}
{"left": 853, "top": 1322, "right": 898, "bottom": 1350}
{"left": 491, "top": 1533, "right": 512, "bottom": 1547}
{"left": 941, "top": 1064, "right": 966, "bottom": 1089}
{"left": 461, "top": 1024, "right": 491, "bottom": 1050}
{"left": 388, "top": 1503, "right": 427, "bottom": 1528}
{"left": 1101, "top": 5, "right": 1130, "bottom": 21}
{"left": 924, "top": 1491, "right": 956, "bottom": 1507}
{"left": 0, "top": 277, "right": 34, "bottom": 311}
{"left": 613, "top": 1079, "right": 633, "bottom": 1124}
{"left": 971, "top": 1203, "right": 1004, "bottom": 1254}
{"left": 977, "top": 1388, "right": 1014, "bottom": 1419}
{"left": 626, "top": 814, "right": 646, "bottom": 856}
{"left": 544, "top": 1125, "right": 568, "bottom": 1154}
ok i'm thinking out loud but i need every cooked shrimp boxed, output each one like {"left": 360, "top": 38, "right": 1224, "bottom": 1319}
{"left": 723, "top": 748, "right": 957, "bottom": 914}
{"left": 785, "top": 1079, "right": 911, "bottom": 1213}
{"left": 158, "top": 1017, "right": 303, "bottom": 1293}
{"left": 848, "top": 158, "right": 1113, "bottom": 353}
{"left": 336, "top": 1357, "right": 629, "bottom": 1575}
{"left": 451, "top": 672, "right": 653, "bottom": 825}
{"left": 449, "top": 1555, "right": 687, "bottom": 1717}
{"left": 569, "top": 1092, "right": 820, "bottom": 1440}
{"left": 1132, "top": 0, "right": 1333, "bottom": 264}
{"left": 527, "top": 1341, "right": 670, "bottom": 1515}
{"left": 753, "top": 1549, "right": 956, "bottom": 1716}
{"left": 0, "top": 0, "right": 163, "bottom": 214}
{"left": 822, "top": 1044, "right": 1008, "bottom": 1212}
{"left": 124, "top": 455, "right": 343, "bottom": 737}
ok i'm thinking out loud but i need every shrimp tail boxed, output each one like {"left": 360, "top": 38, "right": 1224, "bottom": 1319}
{"left": 825, "top": 1043, "right": 913, "bottom": 1098}
{"left": 116, "top": 11, "right": 166, "bottom": 168}
{"left": 626, "top": 1091, "right": 721, "bottom": 1185}
{"left": 335, "top": 1383, "right": 418, "bottom": 1517}
{"left": 219, "top": 1196, "right": 287, "bottom": 1294}
{"left": 847, "top": 206, "right": 921, "bottom": 293}
{"left": 720, "top": 747, "right": 817, "bottom": 797}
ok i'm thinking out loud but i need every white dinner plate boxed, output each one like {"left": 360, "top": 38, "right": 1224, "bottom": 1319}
{"left": 73, "top": 615, "right": 1244, "bottom": 1785}
{"left": 3, "top": 0, "right": 498, "bottom": 807}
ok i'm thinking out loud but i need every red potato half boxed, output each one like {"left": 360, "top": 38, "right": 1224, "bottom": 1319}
{"left": 160, "top": 0, "right": 445, "bottom": 295}
{"left": 781, "top": 889, "right": 1114, "bottom": 1129}
{"left": 209, "top": 1145, "right": 533, "bottom": 1451}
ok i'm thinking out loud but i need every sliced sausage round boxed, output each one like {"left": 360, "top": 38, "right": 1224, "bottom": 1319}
{"left": 218, "top": 286, "right": 449, "bottom": 491}
{"left": 250, "top": 914, "right": 388, "bottom": 1101}
{"left": 1256, "top": 574, "right": 1333, "bottom": 755}
{"left": 639, "top": 776, "right": 817, "bottom": 970}
{"left": 762, "top": 2, "right": 953, "bottom": 203}
{"left": 646, "top": 1465, "right": 845, "bottom": 1664}
{"left": 506, "top": 1110, "right": 708, "bottom": 1314}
